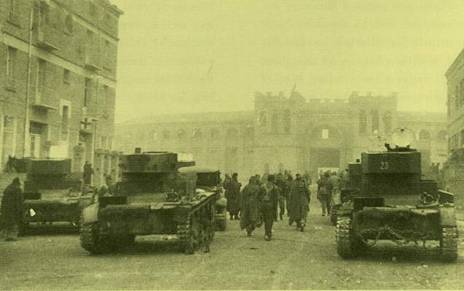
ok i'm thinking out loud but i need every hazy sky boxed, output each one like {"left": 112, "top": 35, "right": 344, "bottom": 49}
{"left": 111, "top": 0, "right": 464, "bottom": 122}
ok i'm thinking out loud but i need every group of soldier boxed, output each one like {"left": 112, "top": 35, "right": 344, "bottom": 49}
{"left": 316, "top": 170, "right": 348, "bottom": 217}
{"left": 222, "top": 172, "right": 311, "bottom": 241}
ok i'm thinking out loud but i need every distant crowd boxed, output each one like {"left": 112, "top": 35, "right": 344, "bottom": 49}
{"left": 222, "top": 170, "right": 349, "bottom": 241}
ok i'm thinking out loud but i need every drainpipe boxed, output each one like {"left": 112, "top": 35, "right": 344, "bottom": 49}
{"left": 23, "top": 6, "right": 34, "bottom": 158}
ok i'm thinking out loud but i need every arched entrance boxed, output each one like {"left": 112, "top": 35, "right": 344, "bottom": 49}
{"left": 306, "top": 125, "right": 345, "bottom": 176}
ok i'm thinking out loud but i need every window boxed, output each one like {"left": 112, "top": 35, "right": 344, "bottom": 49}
{"left": 192, "top": 129, "right": 202, "bottom": 139}
{"left": 418, "top": 130, "right": 431, "bottom": 141}
{"left": 89, "top": 2, "right": 97, "bottom": 17}
{"left": 102, "top": 85, "right": 109, "bottom": 108}
{"left": 101, "top": 136, "right": 107, "bottom": 149}
{"left": 152, "top": 131, "right": 158, "bottom": 141}
{"left": 65, "top": 14, "right": 74, "bottom": 34}
{"left": 36, "top": 59, "right": 46, "bottom": 102}
{"left": 226, "top": 128, "right": 238, "bottom": 138}
{"left": 210, "top": 128, "right": 220, "bottom": 138}
{"left": 61, "top": 105, "right": 69, "bottom": 140}
{"left": 40, "top": 4, "right": 50, "bottom": 26}
{"left": 437, "top": 130, "right": 447, "bottom": 141}
{"left": 322, "top": 129, "right": 329, "bottom": 139}
{"left": 371, "top": 110, "right": 379, "bottom": 133}
{"left": 460, "top": 79, "right": 464, "bottom": 108}
{"left": 283, "top": 110, "right": 291, "bottom": 134}
{"left": 258, "top": 111, "right": 267, "bottom": 127}
{"left": 84, "top": 78, "right": 92, "bottom": 107}
{"left": 271, "top": 112, "right": 279, "bottom": 133}
{"left": 6, "top": 47, "right": 16, "bottom": 82}
{"left": 359, "top": 110, "right": 367, "bottom": 134}
{"left": 383, "top": 112, "right": 392, "bottom": 134}
{"left": 8, "top": 0, "right": 18, "bottom": 23}
{"left": 177, "top": 129, "right": 186, "bottom": 139}
{"left": 162, "top": 130, "right": 170, "bottom": 139}
{"left": 63, "top": 69, "right": 70, "bottom": 84}
{"left": 244, "top": 126, "right": 254, "bottom": 137}
{"left": 456, "top": 85, "right": 460, "bottom": 109}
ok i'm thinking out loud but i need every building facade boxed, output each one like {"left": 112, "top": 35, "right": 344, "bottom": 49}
{"left": 446, "top": 48, "right": 464, "bottom": 153}
{"left": 115, "top": 91, "right": 447, "bottom": 180}
{"left": 0, "top": 0, "right": 122, "bottom": 185}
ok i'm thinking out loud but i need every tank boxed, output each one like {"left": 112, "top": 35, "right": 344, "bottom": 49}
{"left": 22, "top": 159, "right": 92, "bottom": 231}
{"left": 178, "top": 166, "right": 227, "bottom": 231}
{"left": 335, "top": 129, "right": 458, "bottom": 261}
{"left": 79, "top": 150, "right": 217, "bottom": 254}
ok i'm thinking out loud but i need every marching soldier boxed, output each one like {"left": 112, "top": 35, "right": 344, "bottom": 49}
{"left": 317, "top": 171, "right": 331, "bottom": 216}
{"left": 225, "top": 173, "right": 241, "bottom": 220}
{"left": 259, "top": 175, "right": 279, "bottom": 241}
{"left": 240, "top": 176, "right": 262, "bottom": 236}
{"left": 288, "top": 173, "right": 310, "bottom": 231}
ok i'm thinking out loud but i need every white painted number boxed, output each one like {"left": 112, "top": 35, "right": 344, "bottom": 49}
{"left": 380, "top": 161, "right": 389, "bottom": 170}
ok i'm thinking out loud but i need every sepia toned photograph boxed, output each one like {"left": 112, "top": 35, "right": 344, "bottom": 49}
{"left": 0, "top": 0, "right": 462, "bottom": 289}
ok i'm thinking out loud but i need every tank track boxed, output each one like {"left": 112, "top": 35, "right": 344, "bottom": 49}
{"left": 336, "top": 216, "right": 358, "bottom": 259}
{"left": 80, "top": 223, "right": 111, "bottom": 254}
{"left": 177, "top": 215, "right": 196, "bottom": 254}
{"left": 440, "top": 226, "right": 458, "bottom": 262}
{"left": 177, "top": 206, "right": 215, "bottom": 254}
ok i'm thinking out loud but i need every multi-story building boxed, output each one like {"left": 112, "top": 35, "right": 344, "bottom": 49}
{"left": 115, "top": 91, "right": 447, "bottom": 180}
{"left": 446, "top": 48, "right": 464, "bottom": 153}
{"left": 0, "top": 0, "right": 122, "bottom": 185}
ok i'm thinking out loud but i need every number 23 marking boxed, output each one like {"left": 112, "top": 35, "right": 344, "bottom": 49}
{"left": 380, "top": 161, "right": 389, "bottom": 170}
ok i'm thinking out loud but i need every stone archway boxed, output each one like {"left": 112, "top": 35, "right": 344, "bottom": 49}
{"left": 305, "top": 124, "right": 346, "bottom": 176}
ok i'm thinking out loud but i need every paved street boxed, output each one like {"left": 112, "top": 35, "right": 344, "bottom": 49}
{"left": 1, "top": 202, "right": 463, "bottom": 290}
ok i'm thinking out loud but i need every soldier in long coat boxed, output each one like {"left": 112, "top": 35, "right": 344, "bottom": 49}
{"left": 240, "top": 176, "right": 262, "bottom": 236}
{"left": 225, "top": 173, "right": 241, "bottom": 220}
{"left": 259, "top": 175, "right": 279, "bottom": 241}
{"left": 1, "top": 177, "right": 24, "bottom": 241}
{"left": 288, "top": 174, "right": 310, "bottom": 231}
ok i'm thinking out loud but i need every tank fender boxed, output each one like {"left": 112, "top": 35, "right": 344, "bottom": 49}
{"left": 439, "top": 206, "right": 456, "bottom": 227}
{"left": 81, "top": 203, "right": 99, "bottom": 224}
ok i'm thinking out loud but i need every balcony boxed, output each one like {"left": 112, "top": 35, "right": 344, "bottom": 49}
{"left": 35, "top": 27, "right": 59, "bottom": 52}
{"left": 84, "top": 48, "right": 101, "bottom": 72}
{"left": 33, "top": 86, "right": 56, "bottom": 112}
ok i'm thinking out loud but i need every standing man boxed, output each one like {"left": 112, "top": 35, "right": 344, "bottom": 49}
{"left": 288, "top": 173, "right": 310, "bottom": 231}
{"left": 259, "top": 175, "right": 279, "bottom": 241}
{"left": 240, "top": 176, "right": 262, "bottom": 236}
{"left": 328, "top": 171, "right": 341, "bottom": 213}
{"left": 317, "top": 172, "right": 331, "bottom": 216}
{"left": 225, "top": 173, "right": 241, "bottom": 220}
{"left": 1, "top": 177, "right": 24, "bottom": 241}
{"left": 83, "top": 161, "right": 94, "bottom": 186}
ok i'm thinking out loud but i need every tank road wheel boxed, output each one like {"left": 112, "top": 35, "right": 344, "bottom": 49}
{"left": 440, "top": 226, "right": 458, "bottom": 262}
{"left": 80, "top": 223, "right": 112, "bottom": 254}
{"left": 177, "top": 216, "right": 200, "bottom": 255}
{"left": 336, "top": 216, "right": 359, "bottom": 259}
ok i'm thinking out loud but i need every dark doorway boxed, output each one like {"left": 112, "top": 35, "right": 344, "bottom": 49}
{"left": 309, "top": 148, "right": 341, "bottom": 175}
